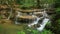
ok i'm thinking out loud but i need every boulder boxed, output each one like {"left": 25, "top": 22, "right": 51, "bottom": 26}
{"left": 17, "top": 16, "right": 37, "bottom": 23}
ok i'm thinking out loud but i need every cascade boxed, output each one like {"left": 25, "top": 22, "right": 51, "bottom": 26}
{"left": 15, "top": 9, "right": 50, "bottom": 31}
{"left": 28, "top": 9, "right": 49, "bottom": 31}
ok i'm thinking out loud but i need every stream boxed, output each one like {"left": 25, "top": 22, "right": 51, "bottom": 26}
{"left": 28, "top": 9, "right": 50, "bottom": 31}
{"left": 15, "top": 9, "right": 50, "bottom": 31}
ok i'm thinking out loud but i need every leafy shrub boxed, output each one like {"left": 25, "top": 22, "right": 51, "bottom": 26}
{"left": 16, "top": 0, "right": 36, "bottom": 9}
{"left": 40, "top": 29, "right": 54, "bottom": 34}
{"left": 17, "top": 27, "right": 54, "bottom": 34}
{"left": 55, "top": 8, "right": 60, "bottom": 14}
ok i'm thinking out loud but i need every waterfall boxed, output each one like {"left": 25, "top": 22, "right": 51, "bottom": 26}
{"left": 37, "top": 18, "right": 49, "bottom": 31}
{"left": 28, "top": 9, "right": 50, "bottom": 31}
{"left": 36, "top": 10, "right": 49, "bottom": 31}
{"left": 15, "top": 9, "right": 50, "bottom": 31}
{"left": 15, "top": 11, "right": 21, "bottom": 24}
{"left": 28, "top": 17, "right": 41, "bottom": 27}
{"left": 43, "top": 9, "right": 48, "bottom": 18}
{"left": 28, "top": 15, "right": 44, "bottom": 27}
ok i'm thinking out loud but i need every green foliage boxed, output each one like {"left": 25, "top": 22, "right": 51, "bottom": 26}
{"left": 57, "top": 19, "right": 60, "bottom": 23}
{"left": 55, "top": 0, "right": 60, "bottom": 3}
{"left": 40, "top": 0, "right": 55, "bottom": 4}
{"left": 46, "top": 21, "right": 52, "bottom": 27}
{"left": 55, "top": 8, "right": 60, "bottom": 14}
{"left": 16, "top": 0, "right": 36, "bottom": 9}
{"left": 40, "top": 29, "right": 54, "bottom": 34}
{"left": 20, "top": 31, "right": 25, "bottom": 34}
{"left": 16, "top": 27, "right": 54, "bottom": 34}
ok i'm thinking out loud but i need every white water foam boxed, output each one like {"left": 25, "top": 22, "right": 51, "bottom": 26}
{"left": 37, "top": 18, "right": 49, "bottom": 31}
{"left": 28, "top": 17, "right": 43, "bottom": 27}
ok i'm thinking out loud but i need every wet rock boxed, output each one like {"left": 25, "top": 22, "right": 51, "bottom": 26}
{"left": 31, "top": 24, "right": 40, "bottom": 28}
{"left": 18, "top": 16, "right": 37, "bottom": 19}
{"left": 17, "top": 16, "right": 37, "bottom": 23}
{"left": 34, "top": 12, "right": 43, "bottom": 17}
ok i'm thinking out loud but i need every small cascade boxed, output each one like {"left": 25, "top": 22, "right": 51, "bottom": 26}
{"left": 37, "top": 18, "right": 49, "bottom": 31}
{"left": 17, "top": 12, "right": 21, "bottom": 16}
{"left": 28, "top": 9, "right": 50, "bottom": 31}
{"left": 36, "top": 10, "right": 49, "bottom": 31}
{"left": 15, "top": 9, "right": 50, "bottom": 31}
{"left": 43, "top": 9, "right": 48, "bottom": 18}
{"left": 28, "top": 17, "right": 41, "bottom": 27}
{"left": 15, "top": 11, "right": 21, "bottom": 24}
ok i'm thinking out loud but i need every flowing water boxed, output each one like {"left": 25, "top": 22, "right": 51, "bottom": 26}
{"left": 28, "top": 10, "right": 50, "bottom": 31}
{"left": 37, "top": 18, "right": 49, "bottom": 31}
{"left": 28, "top": 17, "right": 41, "bottom": 27}
{"left": 15, "top": 9, "right": 50, "bottom": 31}
{"left": 15, "top": 11, "right": 21, "bottom": 24}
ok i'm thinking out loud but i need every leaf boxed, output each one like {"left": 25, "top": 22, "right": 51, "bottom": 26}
{"left": 17, "top": 31, "right": 20, "bottom": 34}
{"left": 21, "top": 31, "right": 25, "bottom": 34}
